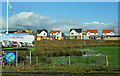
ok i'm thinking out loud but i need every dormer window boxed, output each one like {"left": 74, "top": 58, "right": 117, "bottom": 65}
{"left": 44, "top": 33, "right": 46, "bottom": 35}
{"left": 111, "top": 32, "right": 113, "bottom": 35}
{"left": 56, "top": 32, "right": 59, "bottom": 35}
{"left": 88, "top": 32, "right": 90, "bottom": 35}
{"left": 71, "top": 33, "right": 74, "bottom": 35}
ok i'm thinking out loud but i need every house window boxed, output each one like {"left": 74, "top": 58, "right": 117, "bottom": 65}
{"left": 71, "top": 33, "right": 74, "bottom": 35}
{"left": 111, "top": 32, "right": 113, "bottom": 35}
{"left": 88, "top": 32, "right": 90, "bottom": 35}
{"left": 57, "top": 33, "right": 59, "bottom": 35}
{"left": 94, "top": 33, "right": 96, "bottom": 35}
{"left": 44, "top": 33, "right": 46, "bottom": 35}
{"left": 105, "top": 33, "right": 107, "bottom": 35}
{"left": 44, "top": 37, "right": 46, "bottom": 39}
{"left": 52, "top": 33, "right": 53, "bottom": 35}
{"left": 71, "top": 36, "right": 73, "bottom": 38}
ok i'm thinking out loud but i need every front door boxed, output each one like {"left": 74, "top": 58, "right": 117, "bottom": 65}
{"left": 75, "top": 36, "right": 77, "bottom": 39}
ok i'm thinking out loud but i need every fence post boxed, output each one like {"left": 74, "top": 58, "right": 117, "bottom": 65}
{"left": 16, "top": 51, "right": 18, "bottom": 67}
{"left": 30, "top": 50, "right": 31, "bottom": 65}
{"left": 2, "top": 51, "right": 4, "bottom": 67}
{"left": 68, "top": 56, "right": 71, "bottom": 67}
{"left": 36, "top": 56, "right": 38, "bottom": 65}
{"left": 106, "top": 55, "right": 108, "bottom": 66}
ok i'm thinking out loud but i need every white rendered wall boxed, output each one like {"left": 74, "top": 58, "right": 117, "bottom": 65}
{"left": 70, "top": 30, "right": 82, "bottom": 36}
{"left": 103, "top": 32, "right": 115, "bottom": 36}
{"left": 37, "top": 30, "right": 47, "bottom": 36}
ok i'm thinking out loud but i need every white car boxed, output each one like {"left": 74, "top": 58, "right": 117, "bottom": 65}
{"left": 1, "top": 40, "right": 13, "bottom": 48}
{"left": 19, "top": 42, "right": 26, "bottom": 47}
{"left": 25, "top": 42, "right": 34, "bottom": 47}
{"left": 9, "top": 41, "right": 21, "bottom": 47}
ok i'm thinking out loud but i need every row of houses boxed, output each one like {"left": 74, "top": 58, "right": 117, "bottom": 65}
{"left": 3, "top": 29, "right": 118, "bottom": 40}
{"left": 70, "top": 29, "right": 115, "bottom": 40}
{"left": 36, "top": 29, "right": 115, "bottom": 40}
{"left": 37, "top": 29, "right": 62, "bottom": 40}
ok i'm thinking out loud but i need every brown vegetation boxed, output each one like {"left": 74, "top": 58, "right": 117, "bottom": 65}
{"left": 34, "top": 40, "right": 119, "bottom": 57}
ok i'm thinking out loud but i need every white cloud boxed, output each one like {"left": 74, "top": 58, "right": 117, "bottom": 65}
{"left": 0, "top": 12, "right": 118, "bottom": 36}
{"left": 0, "top": 17, "right": 6, "bottom": 30}
{"left": 92, "top": 21, "right": 100, "bottom": 24}
{"left": 83, "top": 21, "right": 107, "bottom": 25}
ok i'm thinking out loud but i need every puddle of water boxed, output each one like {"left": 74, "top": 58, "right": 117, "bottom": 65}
{"left": 51, "top": 56, "right": 106, "bottom": 66}
{"left": 82, "top": 54, "right": 105, "bottom": 57}
{"left": 51, "top": 48, "right": 106, "bottom": 65}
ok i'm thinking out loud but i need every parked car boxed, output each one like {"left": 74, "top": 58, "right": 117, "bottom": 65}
{"left": 9, "top": 41, "right": 21, "bottom": 47}
{"left": 19, "top": 42, "right": 26, "bottom": 47}
{"left": 25, "top": 42, "right": 34, "bottom": 47}
{"left": 30, "top": 43, "right": 34, "bottom": 47}
{"left": 1, "top": 40, "right": 13, "bottom": 48}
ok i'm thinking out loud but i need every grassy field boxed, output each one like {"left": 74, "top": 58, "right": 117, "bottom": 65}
{"left": 1, "top": 47, "right": 34, "bottom": 51}
{"left": 2, "top": 40, "right": 120, "bottom": 73}
{"left": 80, "top": 46, "right": 119, "bottom": 66}
{"left": 34, "top": 40, "right": 119, "bottom": 57}
{"left": 3, "top": 62, "right": 120, "bottom": 73}
{"left": 46, "top": 46, "right": 119, "bottom": 66}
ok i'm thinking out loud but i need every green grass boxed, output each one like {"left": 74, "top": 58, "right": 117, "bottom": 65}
{"left": 3, "top": 63, "right": 120, "bottom": 73}
{"left": 2, "top": 47, "right": 34, "bottom": 51}
{"left": 80, "top": 46, "right": 119, "bottom": 66}
{"left": 2, "top": 44, "right": 120, "bottom": 73}
{"left": 44, "top": 46, "right": 119, "bottom": 66}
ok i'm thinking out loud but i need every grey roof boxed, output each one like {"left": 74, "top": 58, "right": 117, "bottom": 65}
{"left": 70, "top": 29, "right": 82, "bottom": 33}
{"left": 37, "top": 29, "right": 48, "bottom": 34}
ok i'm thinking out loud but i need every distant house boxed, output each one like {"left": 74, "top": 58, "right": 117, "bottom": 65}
{"left": 15, "top": 29, "right": 33, "bottom": 33}
{"left": 104, "top": 35, "right": 120, "bottom": 40}
{"left": 50, "top": 30, "right": 62, "bottom": 40}
{"left": 86, "top": 30, "right": 98, "bottom": 39}
{"left": 82, "top": 30, "right": 89, "bottom": 39}
{"left": 102, "top": 29, "right": 115, "bottom": 37}
{"left": 70, "top": 29, "right": 82, "bottom": 39}
{"left": 37, "top": 29, "right": 48, "bottom": 40}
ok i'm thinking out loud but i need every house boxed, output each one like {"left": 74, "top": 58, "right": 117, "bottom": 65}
{"left": 104, "top": 35, "right": 120, "bottom": 40}
{"left": 102, "top": 29, "right": 115, "bottom": 37}
{"left": 37, "top": 29, "right": 48, "bottom": 40}
{"left": 86, "top": 30, "right": 98, "bottom": 39}
{"left": 16, "top": 29, "right": 33, "bottom": 33}
{"left": 82, "top": 30, "right": 89, "bottom": 39}
{"left": 50, "top": 30, "right": 62, "bottom": 40}
{"left": 70, "top": 29, "right": 82, "bottom": 39}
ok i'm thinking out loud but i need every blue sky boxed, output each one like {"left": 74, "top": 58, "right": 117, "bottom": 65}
{"left": 0, "top": 2, "right": 119, "bottom": 35}
{"left": 2, "top": 2, "right": 118, "bottom": 23}
{"left": 1, "top": 0, "right": 120, "bottom": 2}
